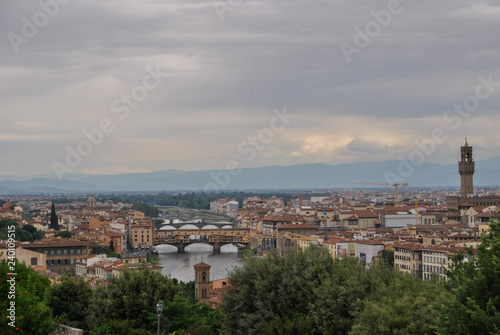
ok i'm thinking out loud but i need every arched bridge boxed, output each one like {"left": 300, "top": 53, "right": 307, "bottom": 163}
{"left": 155, "top": 225, "right": 250, "bottom": 253}
{"left": 160, "top": 221, "right": 235, "bottom": 229}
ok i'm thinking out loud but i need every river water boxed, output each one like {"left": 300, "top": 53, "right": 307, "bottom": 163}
{"left": 157, "top": 244, "right": 244, "bottom": 282}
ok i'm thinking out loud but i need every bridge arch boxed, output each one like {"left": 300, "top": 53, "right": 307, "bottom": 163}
{"left": 179, "top": 224, "right": 199, "bottom": 230}
{"left": 160, "top": 225, "right": 176, "bottom": 231}
{"left": 201, "top": 224, "right": 218, "bottom": 230}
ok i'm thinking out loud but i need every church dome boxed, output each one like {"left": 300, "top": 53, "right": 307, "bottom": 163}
{"left": 2, "top": 202, "right": 14, "bottom": 209}
{"left": 87, "top": 194, "right": 97, "bottom": 208}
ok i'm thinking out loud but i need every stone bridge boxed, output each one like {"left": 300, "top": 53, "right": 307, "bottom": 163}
{"left": 154, "top": 226, "right": 250, "bottom": 253}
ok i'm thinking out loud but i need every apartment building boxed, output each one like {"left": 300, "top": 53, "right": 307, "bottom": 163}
{"left": 22, "top": 238, "right": 89, "bottom": 275}
{"left": 393, "top": 243, "right": 423, "bottom": 278}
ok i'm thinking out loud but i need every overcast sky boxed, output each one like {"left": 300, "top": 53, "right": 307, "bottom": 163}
{"left": 1, "top": 0, "right": 499, "bottom": 177}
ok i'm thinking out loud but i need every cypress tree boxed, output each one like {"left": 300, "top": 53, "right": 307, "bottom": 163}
{"left": 50, "top": 202, "right": 60, "bottom": 230}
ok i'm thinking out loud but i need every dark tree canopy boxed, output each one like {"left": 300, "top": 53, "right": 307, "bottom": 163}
{"left": 435, "top": 219, "right": 500, "bottom": 334}
{"left": 0, "top": 260, "right": 56, "bottom": 334}
{"left": 220, "top": 247, "right": 448, "bottom": 335}
{"left": 50, "top": 202, "right": 60, "bottom": 230}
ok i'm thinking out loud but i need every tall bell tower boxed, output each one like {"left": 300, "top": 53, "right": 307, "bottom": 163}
{"left": 194, "top": 262, "right": 211, "bottom": 304}
{"left": 458, "top": 138, "right": 474, "bottom": 198}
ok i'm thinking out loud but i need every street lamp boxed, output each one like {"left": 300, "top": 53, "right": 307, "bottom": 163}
{"left": 156, "top": 301, "right": 164, "bottom": 335}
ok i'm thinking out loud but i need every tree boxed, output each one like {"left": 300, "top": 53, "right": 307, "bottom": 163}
{"left": 220, "top": 247, "right": 366, "bottom": 335}
{"left": 54, "top": 231, "right": 72, "bottom": 238}
{"left": 0, "top": 219, "right": 41, "bottom": 242}
{"left": 350, "top": 264, "right": 449, "bottom": 335}
{"left": 22, "top": 223, "right": 44, "bottom": 240}
{"left": 0, "top": 260, "right": 56, "bottom": 334}
{"left": 435, "top": 220, "right": 500, "bottom": 334}
{"left": 86, "top": 267, "right": 180, "bottom": 332}
{"left": 50, "top": 276, "right": 92, "bottom": 330}
{"left": 50, "top": 202, "right": 60, "bottom": 230}
{"left": 131, "top": 202, "right": 159, "bottom": 218}
{"left": 220, "top": 246, "right": 448, "bottom": 335}
{"left": 380, "top": 249, "right": 394, "bottom": 268}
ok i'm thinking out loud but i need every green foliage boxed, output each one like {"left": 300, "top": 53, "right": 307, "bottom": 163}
{"left": 21, "top": 223, "right": 43, "bottom": 240}
{"left": 0, "top": 260, "right": 56, "bottom": 334}
{"left": 86, "top": 267, "right": 180, "bottom": 332}
{"left": 50, "top": 202, "right": 60, "bottom": 230}
{"left": 90, "top": 244, "right": 120, "bottom": 258}
{"left": 173, "top": 279, "right": 196, "bottom": 300}
{"left": 99, "top": 192, "right": 293, "bottom": 210}
{"left": 220, "top": 247, "right": 447, "bottom": 335}
{"left": 50, "top": 276, "right": 92, "bottom": 330}
{"left": 309, "top": 257, "right": 370, "bottom": 334}
{"left": 262, "top": 312, "right": 313, "bottom": 335}
{"left": 350, "top": 264, "right": 449, "bottom": 335}
{"left": 54, "top": 231, "right": 72, "bottom": 238}
{"left": 132, "top": 202, "right": 159, "bottom": 218}
{"left": 380, "top": 249, "right": 394, "bottom": 268}
{"left": 220, "top": 247, "right": 339, "bottom": 335}
{"left": 0, "top": 219, "right": 44, "bottom": 242}
{"left": 241, "top": 248, "right": 257, "bottom": 260}
{"left": 435, "top": 220, "right": 500, "bottom": 334}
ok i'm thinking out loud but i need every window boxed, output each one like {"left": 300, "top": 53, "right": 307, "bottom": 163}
{"left": 31, "top": 257, "right": 38, "bottom": 266}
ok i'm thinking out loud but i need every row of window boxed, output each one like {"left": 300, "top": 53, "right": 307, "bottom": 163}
{"left": 395, "top": 254, "right": 411, "bottom": 261}
{"left": 424, "top": 265, "right": 444, "bottom": 274}
{"left": 46, "top": 258, "right": 76, "bottom": 266}
{"left": 396, "top": 263, "right": 410, "bottom": 270}
{"left": 44, "top": 248, "right": 83, "bottom": 255}
{"left": 423, "top": 255, "right": 446, "bottom": 264}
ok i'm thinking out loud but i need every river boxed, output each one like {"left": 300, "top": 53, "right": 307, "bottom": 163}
{"left": 156, "top": 244, "right": 244, "bottom": 282}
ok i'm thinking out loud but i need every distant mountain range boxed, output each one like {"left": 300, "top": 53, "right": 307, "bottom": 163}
{"left": 1, "top": 156, "right": 499, "bottom": 195}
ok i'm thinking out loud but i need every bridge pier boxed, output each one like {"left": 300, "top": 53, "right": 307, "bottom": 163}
{"left": 176, "top": 243, "right": 185, "bottom": 253}
{"left": 213, "top": 243, "right": 221, "bottom": 254}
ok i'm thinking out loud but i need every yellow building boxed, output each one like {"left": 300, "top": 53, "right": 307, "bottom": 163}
{"left": 130, "top": 223, "right": 154, "bottom": 248}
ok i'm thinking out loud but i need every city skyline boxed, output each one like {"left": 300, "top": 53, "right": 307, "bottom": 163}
{"left": 1, "top": 0, "right": 500, "bottom": 177}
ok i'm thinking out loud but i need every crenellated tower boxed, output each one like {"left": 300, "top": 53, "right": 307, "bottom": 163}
{"left": 458, "top": 138, "right": 474, "bottom": 198}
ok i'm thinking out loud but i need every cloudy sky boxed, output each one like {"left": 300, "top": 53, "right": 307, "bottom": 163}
{"left": 1, "top": 0, "right": 499, "bottom": 177}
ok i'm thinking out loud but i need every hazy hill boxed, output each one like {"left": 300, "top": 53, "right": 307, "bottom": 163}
{"left": 0, "top": 157, "right": 499, "bottom": 194}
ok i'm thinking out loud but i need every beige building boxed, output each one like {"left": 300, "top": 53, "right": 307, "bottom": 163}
{"left": 129, "top": 222, "right": 154, "bottom": 248}
{"left": 394, "top": 243, "right": 423, "bottom": 278}
{"left": 22, "top": 238, "right": 89, "bottom": 275}
{"left": 0, "top": 244, "right": 47, "bottom": 272}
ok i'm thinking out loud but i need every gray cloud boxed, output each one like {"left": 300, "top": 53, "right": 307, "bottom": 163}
{"left": 1, "top": 0, "right": 499, "bottom": 176}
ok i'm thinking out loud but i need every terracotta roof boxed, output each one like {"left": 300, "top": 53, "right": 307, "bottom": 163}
{"left": 475, "top": 211, "right": 500, "bottom": 218}
{"left": 352, "top": 210, "right": 377, "bottom": 218}
{"left": 277, "top": 224, "right": 318, "bottom": 230}
{"left": 194, "top": 262, "right": 211, "bottom": 269}
{"left": 22, "top": 238, "right": 89, "bottom": 249}
{"left": 324, "top": 237, "right": 345, "bottom": 244}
